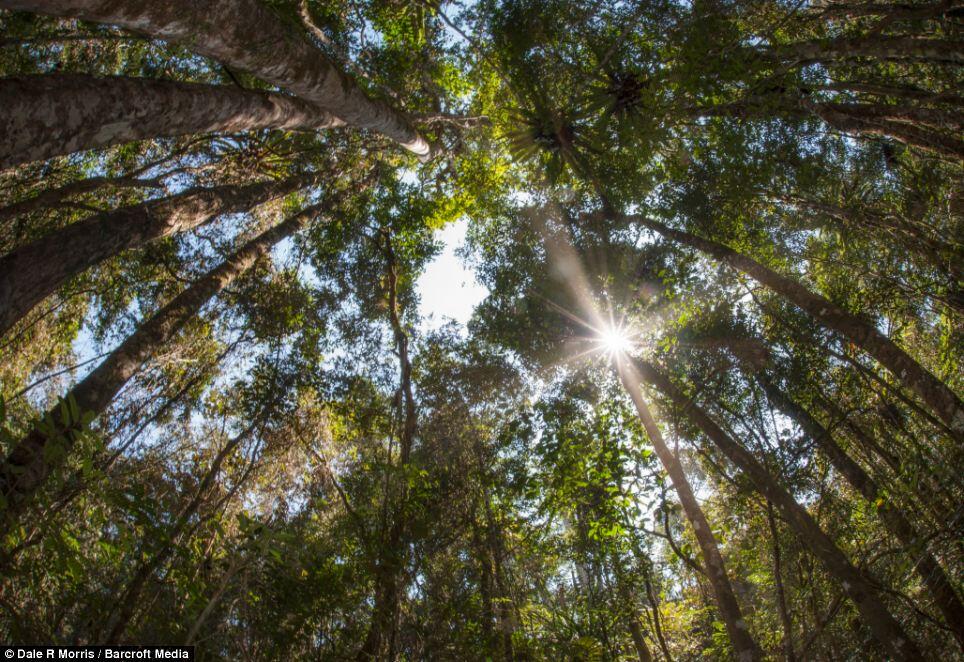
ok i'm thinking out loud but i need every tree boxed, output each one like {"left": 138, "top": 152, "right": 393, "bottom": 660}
{"left": 0, "top": 0, "right": 960, "bottom": 657}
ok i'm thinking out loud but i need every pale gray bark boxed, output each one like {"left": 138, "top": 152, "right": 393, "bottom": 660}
{"left": 0, "top": 74, "right": 344, "bottom": 169}
{"left": 0, "top": 0, "right": 432, "bottom": 157}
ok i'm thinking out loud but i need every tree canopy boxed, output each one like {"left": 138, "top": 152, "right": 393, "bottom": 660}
{"left": 0, "top": 0, "right": 961, "bottom": 659}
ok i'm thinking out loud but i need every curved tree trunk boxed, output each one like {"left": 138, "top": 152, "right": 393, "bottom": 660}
{"left": 0, "top": 173, "right": 313, "bottom": 336}
{"left": 616, "top": 363, "right": 764, "bottom": 662}
{"left": 627, "top": 357, "right": 924, "bottom": 661}
{"left": 0, "top": 74, "right": 344, "bottom": 169}
{"left": 621, "top": 213, "right": 964, "bottom": 434}
{"left": 0, "top": 200, "right": 325, "bottom": 532}
{"left": 0, "top": 0, "right": 432, "bottom": 158}
{"left": 751, "top": 371, "right": 964, "bottom": 649}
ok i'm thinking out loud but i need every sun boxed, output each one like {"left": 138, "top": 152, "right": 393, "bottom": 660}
{"left": 599, "top": 325, "right": 634, "bottom": 357}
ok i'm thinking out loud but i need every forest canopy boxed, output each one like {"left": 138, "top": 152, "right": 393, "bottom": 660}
{"left": 0, "top": 0, "right": 961, "bottom": 659}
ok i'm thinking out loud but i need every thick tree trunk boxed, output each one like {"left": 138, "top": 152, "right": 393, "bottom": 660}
{"left": 616, "top": 363, "right": 764, "bottom": 662}
{"left": 620, "top": 213, "right": 964, "bottom": 434}
{"left": 0, "top": 173, "right": 312, "bottom": 337}
{"left": 0, "top": 201, "right": 325, "bottom": 532}
{"left": 0, "top": 0, "right": 432, "bottom": 158}
{"left": 753, "top": 372, "right": 964, "bottom": 649}
{"left": 357, "top": 560, "right": 402, "bottom": 660}
{"left": 0, "top": 74, "right": 344, "bottom": 169}
{"left": 627, "top": 615, "right": 654, "bottom": 662}
{"left": 627, "top": 357, "right": 924, "bottom": 661}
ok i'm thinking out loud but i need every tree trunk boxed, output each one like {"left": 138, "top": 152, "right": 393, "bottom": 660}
{"left": 814, "top": 1, "right": 961, "bottom": 23}
{"left": 357, "top": 231, "right": 418, "bottom": 661}
{"left": 807, "top": 101, "right": 964, "bottom": 160}
{"left": 753, "top": 371, "right": 964, "bottom": 649}
{"left": 0, "top": 74, "right": 344, "bottom": 169}
{"left": 642, "top": 570, "right": 674, "bottom": 661}
{"left": 692, "top": 98, "right": 964, "bottom": 159}
{"left": 627, "top": 356, "right": 924, "bottom": 661}
{"left": 815, "top": 101, "right": 963, "bottom": 132}
{"left": 766, "top": 502, "right": 796, "bottom": 662}
{"left": 610, "top": 553, "right": 654, "bottom": 662}
{"left": 484, "top": 494, "right": 516, "bottom": 661}
{"left": 620, "top": 213, "right": 964, "bottom": 435}
{"left": 616, "top": 362, "right": 764, "bottom": 662}
{"left": 183, "top": 554, "right": 244, "bottom": 645}
{"left": 768, "top": 36, "right": 963, "bottom": 66}
{"left": 473, "top": 522, "right": 497, "bottom": 654}
{"left": 0, "top": 173, "right": 313, "bottom": 336}
{"left": 0, "top": 0, "right": 432, "bottom": 158}
{"left": 783, "top": 195, "right": 960, "bottom": 282}
{"left": 0, "top": 200, "right": 325, "bottom": 532}
{"left": 816, "top": 81, "right": 964, "bottom": 108}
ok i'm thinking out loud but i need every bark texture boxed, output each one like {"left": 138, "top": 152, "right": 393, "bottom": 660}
{"left": 0, "top": 174, "right": 313, "bottom": 336}
{"left": 621, "top": 214, "right": 964, "bottom": 434}
{"left": 629, "top": 356, "right": 924, "bottom": 661}
{"left": 0, "top": 0, "right": 431, "bottom": 157}
{"left": 0, "top": 74, "right": 344, "bottom": 169}
{"left": 617, "top": 363, "right": 764, "bottom": 662}
{"left": 0, "top": 201, "right": 325, "bottom": 528}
